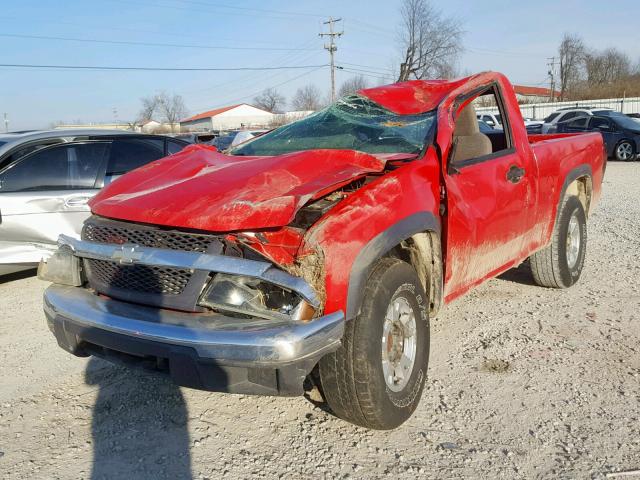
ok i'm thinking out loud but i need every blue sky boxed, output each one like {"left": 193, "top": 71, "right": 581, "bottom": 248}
{"left": 1, "top": 0, "right": 639, "bottom": 130}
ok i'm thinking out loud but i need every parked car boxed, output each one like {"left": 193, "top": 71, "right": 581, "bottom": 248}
{"left": 476, "top": 112, "right": 503, "bottom": 129}
{"left": 525, "top": 121, "right": 544, "bottom": 134}
{"left": 210, "top": 131, "right": 238, "bottom": 150}
{"left": 556, "top": 113, "right": 640, "bottom": 161}
{"left": 0, "top": 130, "right": 189, "bottom": 274}
{"left": 541, "top": 107, "right": 613, "bottom": 133}
{"left": 477, "top": 119, "right": 497, "bottom": 133}
{"left": 40, "top": 72, "right": 605, "bottom": 429}
{"left": 211, "top": 129, "right": 270, "bottom": 150}
{"left": 168, "top": 133, "right": 199, "bottom": 143}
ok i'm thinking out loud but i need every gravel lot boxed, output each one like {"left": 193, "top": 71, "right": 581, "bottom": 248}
{"left": 1, "top": 162, "right": 639, "bottom": 479}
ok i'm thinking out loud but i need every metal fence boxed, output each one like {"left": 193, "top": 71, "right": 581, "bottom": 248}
{"left": 476, "top": 96, "right": 640, "bottom": 120}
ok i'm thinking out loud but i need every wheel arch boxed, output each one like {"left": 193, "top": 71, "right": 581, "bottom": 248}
{"left": 559, "top": 164, "right": 593, "bottom": 219}
{"left": 345, "top": 212, "right": 443, "bottom": 321}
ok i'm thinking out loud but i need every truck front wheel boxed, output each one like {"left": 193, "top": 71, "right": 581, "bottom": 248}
{"left": 319, "top": 257, "right": 429, "bottom": 430}
{"left": 530, "top": 195, "right": 587, "bottom": 288}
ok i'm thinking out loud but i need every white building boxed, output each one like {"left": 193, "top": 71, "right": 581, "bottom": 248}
{"left": 180, "top": 104, "right": 274, "bottom": 132}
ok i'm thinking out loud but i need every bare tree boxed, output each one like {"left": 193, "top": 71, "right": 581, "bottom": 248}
{"left": 157, "top": 92, "right": 187, "bottom": 132}
{"left": 253, "top": 88, "right": 286, "bottom": 113}
{"left": 138, "top": 94, "right": 160, "bottom": 122}
{"left": 291, "top": 84, "right": 323, "bottom": 111}
{"left": 396, "top": 0, "right": 463, "bottom": 81}
{"left": 338, "top": 75, "right": 369, "bottom": 98}
{"left": 585, "top": 48, "right": 631, "bottom": 87}
{"left": 558, "top": 33, "right": 586, "bottom": 100}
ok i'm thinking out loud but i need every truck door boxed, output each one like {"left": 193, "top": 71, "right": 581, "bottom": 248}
{"left": 0, "top": 141, "right": 110, "bottom": 267}
{"left": 443, "top": 84, "right": 537, "bottom": 298}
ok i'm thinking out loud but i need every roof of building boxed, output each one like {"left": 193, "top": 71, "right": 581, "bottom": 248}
{"left": 513, "top": 85, "right": 560, "bottom": 98}
{"left": 181, "top": 103, "right": 274, "bottom": 123}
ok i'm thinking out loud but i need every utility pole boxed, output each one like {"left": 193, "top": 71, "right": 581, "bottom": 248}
{"left": 547, "top": 57, "right": 558, "bottom": 103}
{"left": 3, "top": 113, "right": 8, "bottom": 133}
{"left": 319, "top": 17, "right": 343, "bottom": 103}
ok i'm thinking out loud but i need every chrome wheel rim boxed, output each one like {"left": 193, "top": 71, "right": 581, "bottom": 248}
{"left": 381, "top": 296, "right": 417, "bottom": 392}
{"left": 617, "top": 142, "right": 633, "bottom": 161}
{"left": 566, "top": 213, "right": 581, "bottom": 269}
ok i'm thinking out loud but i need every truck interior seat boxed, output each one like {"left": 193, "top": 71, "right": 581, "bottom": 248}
{"left": 452, "top": 104, "right": 493, "bottom": 163}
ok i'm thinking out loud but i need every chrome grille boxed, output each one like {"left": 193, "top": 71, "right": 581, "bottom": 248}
{"left": 81, "top": 216, "right": 221, "bottom": 310}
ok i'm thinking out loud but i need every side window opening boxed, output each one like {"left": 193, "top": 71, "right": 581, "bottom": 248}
{"left": 544, "top": 112, "right": 561, "bottom": 123}
{"left": 590, "top": 117, "right": 612, "bottom": 130}
{"left": 568, "top": 117, "right": 589, "bottom": 129}
{"left": 451, "top": 86, "right": 512, "bottom": 164}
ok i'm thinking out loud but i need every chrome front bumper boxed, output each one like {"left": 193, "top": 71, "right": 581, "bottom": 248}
{"left": 44, "top": 285, "right": 343, "bottom": 395}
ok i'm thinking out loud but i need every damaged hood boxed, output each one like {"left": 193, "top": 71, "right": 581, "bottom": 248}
{"left": 90, "top": 145, "right": 386, "bottom": 231}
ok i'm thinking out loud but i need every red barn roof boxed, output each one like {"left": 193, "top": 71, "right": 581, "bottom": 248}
{"left": 513, "top": 85, "right": 560, "bottom": 98}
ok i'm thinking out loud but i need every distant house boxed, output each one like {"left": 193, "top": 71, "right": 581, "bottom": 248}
{"left": 139, "top": 119, "right": 162, "bottom": 133}
{"left": 513, "top": 85, "right": 561, "bottom": 103}
{"left": 180, "top": 104, "right": 275, "bottom": 132}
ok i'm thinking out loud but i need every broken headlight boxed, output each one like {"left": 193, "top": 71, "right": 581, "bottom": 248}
{"left": 198, "top": 273, "right": 315, "bottom": 321}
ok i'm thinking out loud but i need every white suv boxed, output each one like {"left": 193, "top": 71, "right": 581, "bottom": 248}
{"left": 542, "top": 107, "right": 613, "bottom": 133}
{"left": 476, "top": 112, "right": 503, "bottom": 129}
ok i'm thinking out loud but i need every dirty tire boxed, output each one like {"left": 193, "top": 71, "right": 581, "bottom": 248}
{"left": 530, "top": 195, "right": 587, "bottom": 288}
{"left": 614, "top": 140, "right": 635, "bottom": 162}
{"left": 319, "top": 258, "right": 429, "bottom": 430}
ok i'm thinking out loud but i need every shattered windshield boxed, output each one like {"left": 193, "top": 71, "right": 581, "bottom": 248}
{"left": 230, "top": 95, "right": 436, "bottom": 156}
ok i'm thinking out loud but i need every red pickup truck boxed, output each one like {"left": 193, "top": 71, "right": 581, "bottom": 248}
{"left": 40, "top": 72, "right": 606, "bottom": 429}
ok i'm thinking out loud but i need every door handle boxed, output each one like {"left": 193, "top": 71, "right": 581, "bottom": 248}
{"left": 506, "top": 165, "right": 525, "bottom": 184}
{"left": 64, "top": 195, "right": 91, "bottom": 207}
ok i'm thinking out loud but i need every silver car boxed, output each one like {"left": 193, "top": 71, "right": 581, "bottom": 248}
{"left": 0, "top": 130, "right": 189, "bottom": 275}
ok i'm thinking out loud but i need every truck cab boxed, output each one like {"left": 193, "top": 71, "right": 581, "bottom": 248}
{"left": 39, "top": 72, "right": 606, "bottom": 430}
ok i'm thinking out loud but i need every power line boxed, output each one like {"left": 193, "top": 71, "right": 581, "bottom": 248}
{"left": 347, "top": 18, "right": 396, "bottom": 36}
{"left": 0, "top": 15, "right": 313, "bottom": 47}
{"left": 467, "top": 46, "right": 547, "bottom": 58}
{"left": 0, "top": 63, "right": 328, "bottom": 72}
{"left": 0, "top": 33, "right": 316, "bottom": 52}
{"left": 149, "top": 0, "right": 324, "bottom": 18}
{"left": 319, "top": 17, "right": 343, "bottom": 103}
{"left": 183, "top": 39, "right": 320, "bottom": 96}
{"left": 107, "top": 0, "right": 320, "bottom": 21}
{"left": 336, "top": 64, "right": 394, "bottom": 76}
{"left": 338, "top": 67, "right": 389, "bottom": 82}
{"left": 192, "top": 65, "right": 327, "bottom": 112}
{"left": 338, "top": 62, "right": 395, "bottom": 73}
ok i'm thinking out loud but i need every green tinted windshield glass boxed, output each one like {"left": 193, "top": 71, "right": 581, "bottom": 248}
{"left": 231, "top": 95, "right": 436, "bottom": 156}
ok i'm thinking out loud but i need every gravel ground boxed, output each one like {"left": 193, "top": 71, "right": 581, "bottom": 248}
{"left": 1, "top": 162, "right": 639, "bottom": 480}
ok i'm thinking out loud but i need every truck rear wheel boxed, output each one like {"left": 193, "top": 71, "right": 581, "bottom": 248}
{"left": 529, "top": 195, "right": 587, "bottom": 288}
{"left": 319, "top": 257, "right": 429, "bottom": 430}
